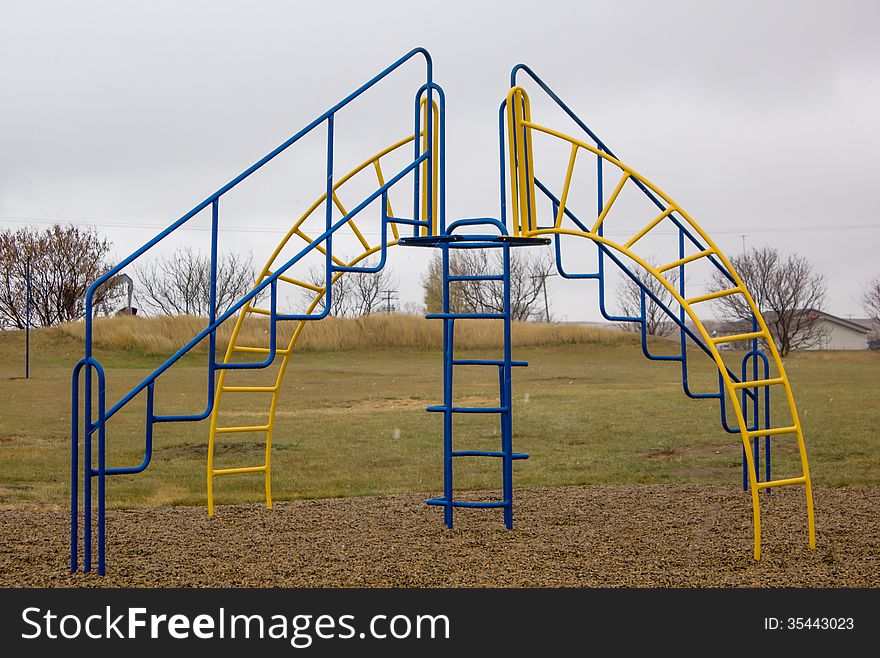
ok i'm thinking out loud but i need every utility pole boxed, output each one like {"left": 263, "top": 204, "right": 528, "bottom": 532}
{"left": 25, "top": 255, "right": 31, "bottom": 379}
{"left": 741, "top": 234, "right": 747, "bottom": 253}
{"left": 532, "top": 272, "right": 557, "bottom": 323}
{"left": 380, "top": 289, "right": 398, "bottom": 314}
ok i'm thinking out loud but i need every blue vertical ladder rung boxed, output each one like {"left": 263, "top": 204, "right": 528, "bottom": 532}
{"left": 426, "top": 405, "right": 510, "bottom": 413}
{"left": 452, "top": 359, "right": 528, "bottom": 367}
{"left": 448, "top": 274, "right": 505, "bottom": 281}
{"left": 452, "top": 450, "right": 529, "bottom": 459}
{"left": 425, "top": 312, "right": 507, "bottom": 319}
{"left": 426, "top": 498, "right": 511, "bottom": 509}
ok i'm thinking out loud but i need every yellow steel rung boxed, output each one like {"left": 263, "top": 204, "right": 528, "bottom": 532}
{"left": 657, "top": 249, "right": 715, "bottom": 273}
{"left": 231, "top": 345, "right": 290, "bottom": 355}
{"left": 746, "top": 425, "right": 798, "bottom": 438}
{"left": 623, "top": 206, "right": 675, "bottom": 249}
{"left": 220, "top": 385, "right": 277, "bottom": 393}
{"left": 731, "top": 377, "right": 785, "bottom": 390}
{"left": 755, "top": 476, "right": 807, "bottom": 490}
{"left": 212, "top": 465, "right": 267, "bottom": 476}
{"left": 246, "top": 307, "right": 273, "bottom": 316}
{"left": 711, "top": 330, "right": 765, "bottom": 344}
{"left": 687, "top": 287, "right": 741, "bottom": 305}
{"left": 272, "top": 272, "right": 323, "bottom": 292}
{"left": 214, "top": 424, "right": 270, "bottom": 434}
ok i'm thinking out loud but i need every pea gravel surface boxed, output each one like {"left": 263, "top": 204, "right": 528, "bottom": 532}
{"left": 2, "top": 485, "right": 877, "bottom": 587}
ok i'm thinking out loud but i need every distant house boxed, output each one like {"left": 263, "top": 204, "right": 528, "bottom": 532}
{"left": 805, "top": 311, "right": 872, "bottom": 351}
{"left": 699, "top": 310, "right": 872, "bottom": 351}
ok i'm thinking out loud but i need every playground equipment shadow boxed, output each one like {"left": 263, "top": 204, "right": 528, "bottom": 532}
{"left": 1, "top": 484, "right": 877, "bottom": 587}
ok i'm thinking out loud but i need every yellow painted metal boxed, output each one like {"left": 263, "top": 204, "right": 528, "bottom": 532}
{"left": 731, "top": 377, "right": 785, "bottom": 390}
{"left": 206, "top": 130, "right": 429, "bottom": 516}
{"left": 624, "top": 206, "right": 676, "bottom": 249}
{"left": 221, "top": 385, "right": 279, "bottom": 393}
{"left": 686, "top": 287, "right": 741, "bottom": 305}
{"left": 419, "top": 97, "right": 440, "bottom": 235}
{"left": 555, "top": 143, "right": 579, "bottom": 229}
{"left": 214, "top": 424, "right": 270, "bottom": 434}
{"left": 756, "top": 476, "right": 807, "bottom": 490}
{"left": 332, "top": 191, "right": 372, "bottom": 251}
{"left": 245, "top": 306, "right": 273, "bottom": 316}
{"left": 591, "top": 172, "right": 630, "bottom": 234}
{"left": 506, "top": 87, "right": 537, "bottom": 235}
{"left": 372, "top": 160, "right": 399, "bottom": 240}
{"left": 506, "top": 87, "right": 815, "bottom": 559}
{"left": 213, "top": 465, "right": 267, "bottom": 476}
{"left": 657, "top": 249, "right": 714, "bottom": 273}
{"left": 232, "top": 345, "right": 290, "bottom": 355}
{"left": 711, "top": 330, "right": 765, "bottom": 344}
{"left": 746, "top": 425, "right": 798, "bottom": 437}
{"left": 275, "top": 273, "right": 323, "bottom": 292}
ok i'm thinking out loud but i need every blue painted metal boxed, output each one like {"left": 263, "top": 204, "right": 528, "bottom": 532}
{"left": 71, "top": 49, "right": 783, "bottom": 576}
{"left": 71, "top": 48, "right": 439, "bottom": 574}
{"left": 503, "top": 65, "right": 775, "bottom": 492}
{"left": 407, "top": 218, "right": 536, "bottom": 531}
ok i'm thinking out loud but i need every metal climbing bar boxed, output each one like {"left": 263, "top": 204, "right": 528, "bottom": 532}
{"left": 501, "top": 70, "right": 814, "bottom": 560}
{"left": 71, "top": 48, "right": 440, "bottom": 575}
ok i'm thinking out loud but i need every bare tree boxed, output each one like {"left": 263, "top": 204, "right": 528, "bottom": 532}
{"left": 862, "top": 275, "right": 880, "bottom": 325}
{"left": 616, "top": 257, "right": 680, "bottom": 336}
{"left": 709, "top": 246, "right": 828, "bottom": 356}
{"left": 134, "top": 247, "right": 259, "bottom": 317}
{"left": 302, "top": 258, "right": 396, "bottom": 317}
{"left": 422, "top": 249, "right": 554, "bottom": 321}
{"left": 0, "top": 224, "right": 120, "bottom": 328}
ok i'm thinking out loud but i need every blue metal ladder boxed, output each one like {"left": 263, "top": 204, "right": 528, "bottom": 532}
{"left": 401, "top": 219, "right": 548, "bottom": 529}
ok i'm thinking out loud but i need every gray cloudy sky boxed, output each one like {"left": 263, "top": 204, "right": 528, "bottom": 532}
{"left": 2, "top": 0, "right": 878, "bottom": 321}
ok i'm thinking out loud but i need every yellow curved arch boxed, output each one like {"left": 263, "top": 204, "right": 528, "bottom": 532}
{"left": 506, "top": 86, "right": 815, "bottom": 559}
{"left": 207, "top": 96, "right": 439, "bottom": 517}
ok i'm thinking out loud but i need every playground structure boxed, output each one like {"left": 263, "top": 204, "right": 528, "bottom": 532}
{"left": 71, "top": 48, "right": 816, "bottom": 575}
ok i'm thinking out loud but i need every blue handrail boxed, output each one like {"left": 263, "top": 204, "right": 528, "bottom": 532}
{"left": 73, "top": 47, "right": 439, "bottom": 575}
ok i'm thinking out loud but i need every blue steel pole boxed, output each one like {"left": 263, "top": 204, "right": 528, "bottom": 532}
{"left": 501, "top": 242, "right": 514, "bottom": 529}
{"left": 442, "top": 243, "right": 453, "bottom": 528}
{"left": 96, "top": 367, "right": 106, "bottom": 575}
{"left": 83, "top": 363, "right": 91, "bottom": 572}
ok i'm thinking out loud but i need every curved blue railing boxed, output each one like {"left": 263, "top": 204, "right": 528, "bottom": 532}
{"left": 72, "top": 47, "right": 442, "bottom": 575}
{"left": 500, "top": 65, "right": 772, "bottom": 489}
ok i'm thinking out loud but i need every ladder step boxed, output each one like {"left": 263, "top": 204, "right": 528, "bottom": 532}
{"left": 711, "top": 330, "right": 765, "bottom": 345}
{"left": 269, "top": 271, "right": 323, "bottom": 292}
{"left": 453, "top": 359, "right": 528, "bottom": 367}
{"left": 426, "top": 405, "right": 509, "bottom": 414}
{"left": 452, "top": 450, "right": 529, "bottom": 460}
{"left": 657, "top": 249, "right": 715, "bottom": 273}
{"left": 220, "top": 386, "right": 279, "bottom": 393}
{"left": 448, "top": 275, "right": 505, "bottom": 282}
{"left": 212, "top": 465, "right": 267, "bottom": 476}
{"left": 731, "top": 377, "right": 785, "bottom": 390}
{"left": 214, "top": 424, "right": 270, "bottom": 434}
{"left": 389, "top": 217, "right": 431, "bottom": 227}
{"left": 425, "top": 313, "right": 507, "bottom": 320}
{"left": 231, "top": 345, "right": 290, "bottom": 355}
{"left": 686, "top": 287, "right": 741, "bottom": 305}
{"left": 746, "top": 425, "right": 798, "bottom": 438}
{"left": 426, "top": 498, "right": 510, "bottom": 509}
{"left": 755, "top": 475, "right": 807, "bottom": 490}
{"left": 246, "top": 307, "right": 274, "bottom": 316}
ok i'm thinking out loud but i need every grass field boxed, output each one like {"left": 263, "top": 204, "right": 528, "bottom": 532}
{"left": 1, "top": 316, "right": 878, "bottom": 511}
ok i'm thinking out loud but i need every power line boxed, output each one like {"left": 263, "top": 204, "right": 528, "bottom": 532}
{"left": 1, "top": 214, "right": 878, "bottom": 238}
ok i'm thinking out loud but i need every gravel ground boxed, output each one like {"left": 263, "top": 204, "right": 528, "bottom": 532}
{"left": 1, "top": 485, "right": 878, "bottom": 587}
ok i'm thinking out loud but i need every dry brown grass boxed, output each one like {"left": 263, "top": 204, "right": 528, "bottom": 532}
{"left": 52, "top": 313, "right": 636, "bottom": 355}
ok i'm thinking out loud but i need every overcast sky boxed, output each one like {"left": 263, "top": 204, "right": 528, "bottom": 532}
{"left": 2, "top": 0, "right": 878, "bottom": 322}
